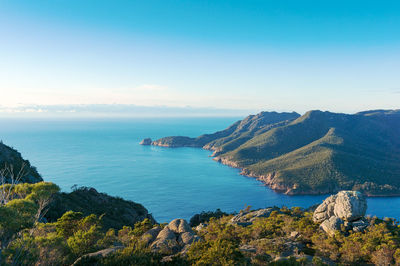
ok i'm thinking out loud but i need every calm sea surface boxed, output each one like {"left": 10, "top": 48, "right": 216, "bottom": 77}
{"left": 0, "top": 118, "right": 399, "bottom": 222}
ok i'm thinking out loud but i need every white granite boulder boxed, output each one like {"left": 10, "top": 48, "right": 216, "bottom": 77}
{"left": 333, "top": 191, "right": 367, "bottom": 221}
{"left": 313, "top": 191, "right": 368, "bottom": 235}
{"left": 149, "top": 219, "right": 200, "bottom": 255}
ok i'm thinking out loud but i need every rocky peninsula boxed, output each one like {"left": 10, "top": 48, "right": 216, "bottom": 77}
{"left": 143, "top": 110, "right": 400, "bottom": 196}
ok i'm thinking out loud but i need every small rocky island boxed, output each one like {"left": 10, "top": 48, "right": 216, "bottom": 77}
{"left": 140, "top": 138, "right": 153, "bottom": 145}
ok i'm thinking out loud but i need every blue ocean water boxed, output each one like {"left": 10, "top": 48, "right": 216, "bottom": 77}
{"left": 0, "top": 118, "right": 399, "bottom": 222}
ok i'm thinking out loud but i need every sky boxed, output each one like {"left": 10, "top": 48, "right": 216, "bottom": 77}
{"left": 0, "top": 0, "right": 400, "bottom": 116}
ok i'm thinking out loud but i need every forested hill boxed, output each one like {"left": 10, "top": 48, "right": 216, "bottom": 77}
{"left": 0, "top": 141, "right": 42, "bottom": 183}
{"left": 149, "top": 110, "right": 400, "bottom": 196}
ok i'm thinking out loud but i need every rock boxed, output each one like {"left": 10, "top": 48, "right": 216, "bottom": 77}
{"left": 180, "top": 244, "right": 192, "bottom": 255}
{"left": 239, "top": 244, "right": 257, "bottom": 253}
{"left": 140, "top": 138, "right": 153, "bottom": 145}
{"left": 253, "top": 238, "right": 303, "bottom": 258}
{"left": 313, "top": 195, "right": 337, "bottom": 223}
{"left": 320, "top": 216, "right": 344, "bottom": 236}
{"left": 161, "top": 255, "right": 175, "bottom": 262}
{"left": 351, "top": 218, "right": 369, "bottom": 232}
{"left": 274, "top": 256, "right": 289, "bottom": 262}
{"left": 314, "top": 191, "right": 369, "bottom": 235}
{"left": 333, "top": 191, "right": 367, "bottom": 221}
{"left": 150, "top": 227, "right": 180, "bottom": 254}
{"left": 178, "top": 232, "right": 196, "bottom": 245}
{"left": 149, "top": 219, "right": 200, "bottom": 255}
{"left": 195, "top": 223, "right": 207, "bottom": 231}
{"left": 280, "top": 241, "right": 303, "bottom": 257}
{"left": 168, "top": 219, "right": 193, "bottom": 234}
{"left": 290, "top": 231, "right": 300, "bottom": 239}
{"left": 155, "top": 227, "right": 176, "bottom": 241}
{"left": 230, "top": 207, "right": 279, "bottom": 226}
{"left": 141, "top": 226, "right": 162, "bottom": 245}
{"left": 72, "top": 246, "right": 123, "bottom": 265}
{"left": 313, "top": 191, "right": 367, "bottom": 223}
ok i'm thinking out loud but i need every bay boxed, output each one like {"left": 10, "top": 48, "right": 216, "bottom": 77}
{"left": 0, "top": 118, "right": 398, "bottom": 222}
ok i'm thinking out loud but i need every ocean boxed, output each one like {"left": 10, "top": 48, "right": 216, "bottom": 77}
{"left": 0, "top": 117, "right": 399, "bottom": 222}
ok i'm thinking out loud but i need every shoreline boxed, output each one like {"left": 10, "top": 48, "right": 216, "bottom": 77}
{"left": 151, "top": 142, "right": 400, "bottom": 197}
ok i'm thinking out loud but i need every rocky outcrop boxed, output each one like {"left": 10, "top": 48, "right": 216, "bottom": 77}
{"left": 313, "top": 191, "right": 368, "bottom": 235}
{"left": 141, "top": 226, "right": 162, "bottom": 245}
{"left": 148, "top": 219, "right": 200, "bottom": 255}
{"left": 320, "top": 216, "right": 344, "bottom": 236}
{"left": 72, "top": 246, "right": 123, "bottom": 265}
{"left": 139, "top": 138, "right": 152, "bottom": 145}
{"left": 0, "top": 142, "right": 42, "bottom": 184}
{"left": 230, "top": 207, "right": 280, "bottom": 226}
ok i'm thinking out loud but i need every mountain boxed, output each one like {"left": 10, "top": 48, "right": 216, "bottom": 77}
{"left": 152, "top": 111, "right": 300, "bottom": 149}
{"left": 0, "top": 141, "right": 42, "bottom": 183}
{"left": 148, "top": 110, "right": 400, "bottom": 196}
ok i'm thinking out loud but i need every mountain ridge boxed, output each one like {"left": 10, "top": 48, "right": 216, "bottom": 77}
{"left": 147, "top": 110, "right": 400, "bottom": 196}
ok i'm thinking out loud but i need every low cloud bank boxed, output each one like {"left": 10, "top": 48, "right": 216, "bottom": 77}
{"left": 0, "top": 104, "right": 254, "bottom": 118}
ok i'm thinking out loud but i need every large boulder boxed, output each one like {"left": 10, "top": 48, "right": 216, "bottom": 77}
{"left": 141, "top": 226, "right": 162, "bottom": 245}
{"left": 333, "top": 191, "right": 367, "bottom": 221}
{"left": 313, "top": 191, "right": 368, "bottom": 234}
{"left": 168, "top": 219, "right": 193, "bottom": 234}
{"left": 150, "top": 227, "right": 180, "bottom": 254}
{"left": 320, "top": 216, "right": 344, "bottom": 236}
{"left": 149, "top": 219, "right": 200, "bottom": 255}
{"left": 313, "top": 191, "right": 366, "bottom": 223}
{"left": 313, "top": 195, "right": 336, "bottom": 223}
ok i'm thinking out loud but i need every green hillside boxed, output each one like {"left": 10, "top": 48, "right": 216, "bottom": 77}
{"left": 0, "top": 142, "right": 42, "bottom": 184}
{"left": 153, "top": 110, "right": 400, "bottom": 195}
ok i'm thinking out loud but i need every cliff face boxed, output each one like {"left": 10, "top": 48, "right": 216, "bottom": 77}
{"left": 149, "top": 110, "right": 400, "bottom": 196}
{"left": 0, "top": 142, "right": 42, "bottom": 184}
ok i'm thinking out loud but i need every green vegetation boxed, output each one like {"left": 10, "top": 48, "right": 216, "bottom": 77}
{"left": 0, "top": 142, "right": 42, "bottom": 184}
{"left": 2, "top": 180, "right": 400, "bottom": 265}
{"left": 152, "top": 111, "right": 300, "bottom": 149}
{"left": 189, "top": 208, "right": 228, "bottom": 227}
{"left": 153, "top": 110, "right": 400, "bottom": 195}
{"left": 45, "top": 186, "right": 155, "bottom": 230}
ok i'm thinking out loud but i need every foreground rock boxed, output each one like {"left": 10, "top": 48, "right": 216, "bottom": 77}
{"left": 230, "top": 207, "right": 280, "bottom": 226}
{"left": 313, "top": 191, "right": 368, "bottom": 235}
{"left": 72, "top": 246, "right": 123, "bottom": 265}
{"left": 149, "top": 219, "right": 200, "bottom": 255}
{"left": 139, "top": 138, "right": 152, "bottom": 145}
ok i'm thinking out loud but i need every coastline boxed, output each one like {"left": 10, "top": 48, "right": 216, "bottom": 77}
{"left": 152, "top": 141, "right": 400, "bottom": 197}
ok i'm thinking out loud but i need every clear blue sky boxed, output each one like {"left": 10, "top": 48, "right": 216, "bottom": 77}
{"left": 1, "top": 0, "right": 400, "bottom": 115}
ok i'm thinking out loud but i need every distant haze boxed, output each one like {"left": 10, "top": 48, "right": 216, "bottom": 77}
{"left": 0, "top": 104, "right": 255, "bottom": 118}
